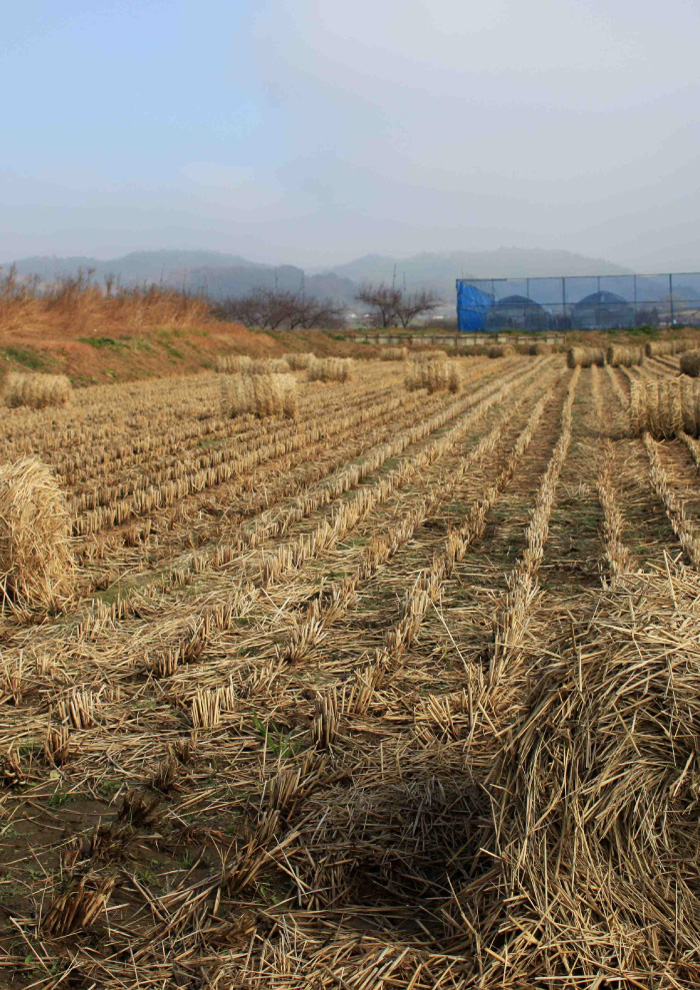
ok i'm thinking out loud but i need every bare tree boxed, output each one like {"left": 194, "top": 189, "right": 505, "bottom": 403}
{"left": 394, "top": 288, "right": 441, "bottom": 327}
{"left": 356, "top": 283, "right": 401, "bottom": 327}
{"left": 356, "top": 283, "right": 440, "bottom": 328}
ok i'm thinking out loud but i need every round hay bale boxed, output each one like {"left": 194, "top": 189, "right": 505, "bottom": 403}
{"left": 680, "top": 350, "right": 700, "bottom": 378}
{"left": 0, "top": 458, "right": 74, "bottom": 612}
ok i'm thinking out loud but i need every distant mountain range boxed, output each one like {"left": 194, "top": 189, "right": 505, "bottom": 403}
{"left": 3, "top": 247, "right": 634, "bottom": 307}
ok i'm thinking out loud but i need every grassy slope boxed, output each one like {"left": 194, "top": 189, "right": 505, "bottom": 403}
{"left": 0, "top": 322, "right": 380, "bottom": 385}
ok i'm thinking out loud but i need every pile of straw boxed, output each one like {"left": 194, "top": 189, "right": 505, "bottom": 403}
{"left": 467, "top": 568, "right": 700, "bottom": 986}
{"left": 4, "top": 373, "right": 72, "bottom": 409}
{"left": 411, "top": 349, "right": 447, "bottom": 362}
{"left": 646, "top": 338, "right": 694, "bottom": 357}
{"left": 629, "top": 377, "right": 700, "bottom": 438}
{"left": 486, "top": 344, "right": 515, "bottom": 358}
{"left": 285, "top": 352, "right": 315, "bottom": 370}
{"left": 215, "top": 356, "right": 290, "bottom": 375}
{"left": 0, "top": 458, "right": 74, "bottom": 612}
{"left": 527, "top": 341, "right": 551, "bottom": 355}
{"left": 607, "top": 344, "right": 645, "bottom": 367}
{"left": 221, "top": 373, "right": 298, "bottom": 419}
{"left": 680, "top": 350, "right": 700, "bottom": 377}
{"left": 214, "top": 354, "right": 249, "bottom": 373}
{"left": 405, "top": 360, "right": 460, "bottom": 393}
{"left": 566, "top": 346, "right": 605, "bottom": 368}
{"left": 379, "top": 346, "right": 408, "bottom": 361}
{"left": 308, "top": 357, "right": 353, "bottom": 382}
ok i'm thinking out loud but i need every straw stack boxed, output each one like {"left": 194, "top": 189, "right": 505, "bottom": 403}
{"left": 566, "top": 346, "right": 605, "bottom": 368}
{"left": 405, "top": 360, "right": 461, "bottom": 394}
{"left": 4, "top": 373, "right": 72, "bottom": 409}
{"left": 606, "top": 344, "right": 645, "bottom": 367}
{"left": 221, "top": 373, "right": 298, "bottom": 419}
{"left": 308, "top": 357, "right": 353, "bottom": 382}
{"left": 680, "top": 350, "right": 700, "bottom": 377}
{"left": 629, "top": 378, "right": 700, "bottom": 438}
{"left": 486, "top": 344, "right": 515, "bottom": 358}
{"left": 0, "top": 458, "right": 74, "bottom": 612}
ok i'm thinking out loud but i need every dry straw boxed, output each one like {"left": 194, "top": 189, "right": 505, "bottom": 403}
{"left": 379, "top": 346, "right": 408, "bottom": 361}
{"left": 4, "top": 372, "right": 71, "bottom": 409}
{"left": 527, "top": 341, "right": 551, "bottom": 355}
{"left": 221, "top": 373, "right": 298, "bottom": 419}
{"left": 680, "top": 350, "right": 700, "bottom": 377}
{"left": 471, "top": 567, "right": 700, "bottom": 985}
{"left": 486, "top": 344, "right": 515, "bottom": 358}
{"left": 629, "top": 377, "right": 700, "bottom": 438}
{"left": 215, "top": 354, "right": 251, "bottom": 373}
{"left": 308, "top": 357, "right": 353, "bottom": 382}
{"left": 566, "top": 346, "right": 605, "bottom": 368}
{"left": 646, "top": 338, "right": 694, "bottom": 356}
{"left": 405, "top": 360, "right": 461, "bottom": 393}
{"left": 215, "top": 356, "right": 290, "bottom": 375}
{"left": 411, "top": 349, "right": 447, "bottom": 362}
{"left": 606, "top": 344, "right": 645, "bottom": 367}
{"left": 0, "top": 458, "right": 74, "bottom": 612}
{"left": 285, "top": 352, "right": 315, "bottom": 370}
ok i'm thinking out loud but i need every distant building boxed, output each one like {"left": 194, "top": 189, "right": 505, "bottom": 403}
{"left": 485, "top": 294, "right": 550, "bottom": 331}
{"left": 571, "top": 291, "right": 634, "bottom": 330}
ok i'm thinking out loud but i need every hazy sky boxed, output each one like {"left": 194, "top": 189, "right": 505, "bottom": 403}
{"left": 2, "top": 0, "right": 700, "bottom": 269}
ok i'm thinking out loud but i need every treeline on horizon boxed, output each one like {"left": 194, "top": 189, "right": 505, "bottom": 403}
{"left": 0, "top": 265, "right": 446, "bottom": 331}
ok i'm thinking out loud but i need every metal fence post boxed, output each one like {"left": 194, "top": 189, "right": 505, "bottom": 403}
{"left": 670, "top": 274, "right": 674, "bottom": 325}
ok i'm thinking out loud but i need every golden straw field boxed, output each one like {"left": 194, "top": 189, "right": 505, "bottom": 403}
{"left": 2, "top": 347, "right": 700, "bottom": 989}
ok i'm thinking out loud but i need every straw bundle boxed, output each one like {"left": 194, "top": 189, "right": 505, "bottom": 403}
{"left": 215, "top": 356, "right": 290, "bottom": 375}
{"left": 566, "top": 346, "right": 605, "bottom": 368}
{"left": 527, "top": 341, "right": 551, "bottom": 355}
{"left": 680, "top": 350, "right": 700, "bottom": 377}
{"left": 606, "top": 344, "right": 645, "bottom": 367}
{"left": 486, "top": 344, "right": 515, "bottom": 358}
{"left": 646, "top": 338, "right": 694, "bottom": 357}
{"left": 221, "top": 373, "right": 298, "bottom": 419}
{"left": 308, "top": 357, "right": 353, "bottom": 382}
{"left": 470, "top": 569, "right": 700, "bottom": 985}
{"left": 285, "top": 352, "right": 315, "bottom": 370}
{"left": 4, "top": 373, "right": 71, "bottom": 409}
{"left": 629, "top": 378, "right": 700, "bottom": 438}
{"left": 379, "top": 346, "right": 408, "bottom": 361}
{"left": 410, "top": 349, "right": 447, "bottom": 362}
{"left": 0, "top": 458, "right": 74, "bottom": 612}
{"left": 405, "top": 360, "right": 461, "bottom": 394}
{"left": 215, "top": 354, "right": 251, "bottom": 374}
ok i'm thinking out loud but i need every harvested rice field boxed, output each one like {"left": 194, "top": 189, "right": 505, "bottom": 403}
{"left": 1, "top": 350, "right": 700, "bottom": 989}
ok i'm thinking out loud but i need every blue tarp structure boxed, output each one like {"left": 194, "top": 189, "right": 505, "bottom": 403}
{"left": 457, "top": 282, "right": 493, "bottom": 331}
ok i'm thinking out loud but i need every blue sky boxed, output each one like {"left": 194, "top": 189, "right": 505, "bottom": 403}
{"left": 2, "top": 0, "right": 700, "bottom": 268}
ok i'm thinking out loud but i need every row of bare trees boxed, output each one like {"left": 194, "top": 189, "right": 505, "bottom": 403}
{"left": 212, "top": 289, "right": 346, "bottom": 330}
{"left": 212, "top": 283, "right": 441, "bottom": 330}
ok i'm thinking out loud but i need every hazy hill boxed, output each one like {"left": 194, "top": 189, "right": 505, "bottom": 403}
{"left": 3, "top": 250, "right": 358, "bottom": 303}
{"left": 3, "top": 246, "right": 633, "bottom": 307}
{"left": 328, "top": 248, "right": 633, "bottom": 299}
{"left": 5, "top": 250, "right": 266, "bottom": 284}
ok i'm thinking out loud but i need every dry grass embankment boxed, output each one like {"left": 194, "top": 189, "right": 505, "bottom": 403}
{"left": 0, "top": 275, "right": 380, "bottom": 384}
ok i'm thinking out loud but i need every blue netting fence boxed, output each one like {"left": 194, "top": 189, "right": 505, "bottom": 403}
{"left": 457, "top": 273, "right": 700, "bottom": 332}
